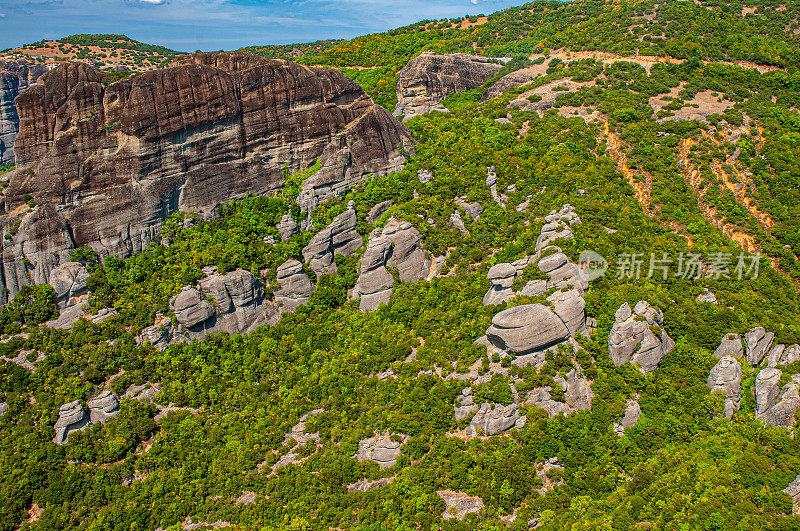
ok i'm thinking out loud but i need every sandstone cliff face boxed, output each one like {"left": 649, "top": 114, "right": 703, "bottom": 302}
{"left": 0, "top": 52, "right": 412, "bottom": 304}
{"left": 0, "top": 60, "right": 47, "bottom": 164}
{"left": 393, "top": 52, "right": 502, "bottom": 121}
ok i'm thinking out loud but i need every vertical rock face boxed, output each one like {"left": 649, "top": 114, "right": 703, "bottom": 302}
{"left": 392, "top": 52, "right": 502, "bottom": 121}
{"left": 755, "top": 368, "right": 800, "bottom": 428}
{"left": 1, "top": 52, "right": 413, "bottom": 305}
{"left": 302, "top": 208, "right": 362, "bottom": 277}
{"left": 87, "top": 391, "right": 120, "bottom": 424}
{"left": 274, "top": 259, "right": 313, "bottom": 313}
{"left": 352, "top": 217, "right": 430, "bottom": 311}
{"left": 48, "top": 261, "right": 90, "bottom": 309}
{"left": 0, "top": 60, "right": 46, "bottom": 164}
{"left": 53, "top": 400, "right": 88, "bottom": 445}
{"left": 745, "top": 327, "right": 774, "bottom": 366}
{"left": 707, "top": 356, "right": 742, "bottom": 418}
{"left": 609, "top": 301, "right": 675, "bottom": 373}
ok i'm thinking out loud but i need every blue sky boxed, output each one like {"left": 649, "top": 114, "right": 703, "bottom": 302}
{"left": 0, "top": 0, "right": 525, "bottom": 52}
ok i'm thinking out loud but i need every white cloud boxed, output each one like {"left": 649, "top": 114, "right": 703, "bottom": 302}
{"left": 471, "top": 0, "right": 479, "bottom": 4}
{"left": 139, "top": 0, "right": 167, "bottom": 4}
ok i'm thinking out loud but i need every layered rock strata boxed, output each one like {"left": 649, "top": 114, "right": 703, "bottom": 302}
{"left": 1, "top": 52, "right": 412, "bottom": 305}
{"left": 273, "top": 259, "right": 313, "bottom": 312}
{"left": 608, "top": 301, "right": 675, "bottom": 373}
{"left": 302, "top": 208, "right": 362, "bottom": 277}
{"left": 393, "top": 52, "right": 502, "bottom": 121}
{"left": 707, "top": 356, "right": 742, "bottom": 418}
{"left": 0, "top": 60, "right": 46, "bottom": 164}
{"left": 352, "top": 217, "right": 430, "bottom": 311}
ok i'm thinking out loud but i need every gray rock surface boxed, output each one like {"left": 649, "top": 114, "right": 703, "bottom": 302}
{"left": 707, "top": 356, "right": 742, "bottom": 418}
{"left": 769, "top": 344, "right": 800, "bottom": 367}
{"left": 437, "top": 490, "right": 484, "bottom": 521}
{"left": 608, "top": 301, "right": 674, "bottom": 373}
{"left": 466, "top": 402, "right": 520, "bottom": 436}
{"left": 696, "top": 289, "right": 718, "bottom": 304}
{"left": 48, "top": 262, "right": 90, "bottom": 309}
{"left": 302, "top": 208, "right": 362, "bottom": 276}
{"left": 536, "top": 204, "right": 581, "bottom": 250}
{"left": 454, "top": 386, "right": 480, "bottom": 421}
{"left": 354, "top": 433, "right": 408, "bottom": 469}
{"left": 393, "top": 52, "right": 501, "bottom": 121}
{"left": 353, "top": 218, "right": 429, "bottom": 311}
{"left": 755, "top": 369, "right": 800, "bottom": 428}
{"left": 276, "top": 214, "right": 299, "bottom": 242}
{"left": 486, "top": 304, "right": 570, "bottom": 354}
{"left": 53, "top": 400, "right": 88, "bottom": 444}
{"left": 170, "top": 287, "right": 215, "bottom": 329}
{"left": 367, "top": 200, "right": 393, "bottom": 224}
{"left": 87, "top": 390, "right": 120, "bottom": 424}
{"left": 784, "top": 475, "right": 800, "bottom": 515}
{"left": 0, "top": 60, "right": 46, "bottom": 164}
{"left": 714, "top": 333, "right": 743, "bottom": 358}
{"left": 273, "top": 260, "right": 313, "bottom": 313}
{"left": 613, "top": 400, "right": 642, "bottom": 436}
{"left": 417, "top": 169, "right": 433, "bottom": 183}
{"left": 137, "top": 314, "right": 183, "bottom": 350}
{"left": 0, "top": 402, "right": 7, "bottom": 417}
{"left": 528, "top": 368, "right": 594, "bottom": 418}
{"left": 455, "top": 197, "right": 483, "bottom": 221}
{"left": 746, "top": 327, "right": 775, "bottom": 366}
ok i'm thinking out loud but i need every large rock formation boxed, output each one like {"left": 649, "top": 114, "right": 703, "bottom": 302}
{"left": 273, "top": 259, "right": 313, "bottom": 312}
{"left": 87, "top": 391, "right": 120, "bottom": 424}
{"left": 613, "top": 400, "right": 642, "bottom": 436}
{"left": 0, "top": 60, "right": 46, "bottom": 164}
{"left": 0, "top": 52, "right": 412, "bottom": 305}
{"left": 707, "top": 356, "right": 742, "bottom": 418}
{"left": 53, "top": 400, "right": 88, "bottom": 444}
{"left": 755, "top": 368, "right": 800, "bottom": 428}
{"left": 608, "top": 301, "right": 675, "bottom": 373}
{"left": 354, "top": 433, "right": 408, "bottom": 469}
{"left": 48, "top": 261, "right": 89, "bottom": 309}
{"left": 352, "top": 217, "right": 430, "bottom": 311}
{"left": 302, "top": 208, "right": 362, "bottom": 276}
{"left": 393, "top": 52, "right": 502, "bottom": 121}
{"left": 714, "top": 333, "right": 743, "bottom": 358}
{"left": 466, "top": 402, "right": 520, "bottom": 436}
{"left": 745, "top": 327, "right": 774, "bottom": 366}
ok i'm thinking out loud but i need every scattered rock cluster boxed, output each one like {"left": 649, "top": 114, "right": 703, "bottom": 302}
{"left": 271, "top": 409, "right": 323, "bottom": 474}
{"left": 707, "top": 356, "right": 742, "bottom": 418}
{"left": 393, "top": 52, "right": 502, "bottom": 121}
{"left": 302, "top": 208, "right": 362, "bottom": 276}
{"left": 354, "top": 433, "right": 408, "bottom": 469}
{"left": 528, "top": 368, "right": 595, "bottom": 418}
{"left": 466, "top": 402, "right": 521, "bottom": 437}
{"left": 437, "top": 490, "right": 484, "bottom": 521}
{"left": 353, "top": 218, "right": 429, "bottom": 311}
{"left": 608, "top": 301, "right": 675, "bottom": 373}
{"left": 53, "top": 392, "right": 120, "bottom": 444}
{"left": 536, "top": 204, "right": 581, "bottom": 251}
{"left": 713, "top": 329, "right": 800, "bottom": 369}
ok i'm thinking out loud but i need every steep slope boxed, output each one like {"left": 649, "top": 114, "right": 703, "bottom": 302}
{"left": 0, "top": 51, "right": 412, "bottom": 304}
{"left": 0, "top": 60, "right": 46, "bottom": 164}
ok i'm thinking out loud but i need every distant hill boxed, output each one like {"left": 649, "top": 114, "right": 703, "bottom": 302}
{"left": 0, "top": 34, "right": 182, "bottom": 71}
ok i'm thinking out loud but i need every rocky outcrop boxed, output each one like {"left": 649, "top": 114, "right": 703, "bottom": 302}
{"left": 273, "top": 260, "right": 313, "bottom": 312}
{"left": 53, "top": 400, "right": 88, "bottom": 444}
{"left": 768, "top": 344, "right": 800, "bottom": 368}
{"left": 455, "top": 197, "right": 483, "bottom": 221}
{"left": 302, "top": 208, "right": 362, "bottom": 277}
{"left": 87, "top": 390, "right": 120, "bottom": 424}
{"left": 48, "top": 261, "right": 89, "bottom": 309}
{"left": 171, "top": 287, "right": 214, "bottom": 329}
{"left": 696, "top": 289, "right": 718, "bottom": 304}
{"left": 707, "top": 356, "right": 741, "bottom": 418}
{"left": 745, "top": 327, "right": 774, "bottom": 366}
{"left": 528, "top": 368, "right": 594, "bottom": 418}
{"left": 537, "top": 204, "right": 581, "bottom": 251}
{"left": 366, "top": 200, "right": 393, "bottom": 224}
{"left": 1, "top": 52, "right": 412, "bottom": 305}
{"left": 137, "top": 314, "right": 183, "bottom": 350}
{"left": 608, "top": 301, "right": 675, "bottom": 373}
{"left": 437, "top": 490, "right": 484, "bottom": 521}
{"left": 755, "top": 368, "right": 800, "bottom": 428}
{"left": 393, "top": 52, "right": 502, "bottom": 121}
{"left": 784, "top": 475, "right": 800, "bottom": 515}
{"left": 276, "top": 214, "right": 299, "bottom": 243}
{"left": 352, "top": 217, "right": 429, "bottom": 311}
{"left": 466, "top": 402, "right": 520, "bottom": 436}
{"left": 354, "top": 433, "right": 408, "bottom": 469}
{"left": 714, "top": 333, "right": 743, "bottom": 358}
{"left": 0, "top": 60, "right": 46, "bottom": 164}
{"left": 613, "top": 400, "right": 642, "bottom": 435}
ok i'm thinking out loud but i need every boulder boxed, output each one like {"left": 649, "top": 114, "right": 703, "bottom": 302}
{"left": 48, "top": 262, "right": 90, "bottom": 309}
{"left": 302, "top": 208, "right": 362, "bottom": 276}
{"left": 274, "top": 260, "right": 313, "bottom": 313}
{"left": 613, "top": 400, "right": 642, "bottom": 436}
{"left": 707, "top": 356, "right": 742, "bottom": 418}
{"left": 276, "top": 214, "right": 299, "bottom": 242}
{"left": 769, "top": 344, "right": 800, "bottom": 367}
{"left": 758, "top": 373, "right": 800, "bottom": 428}
{"left": 486, "top": 304, "right": 570, "bottom": 354}
{"left": 454, "top": 387, "right": 480, "bottom": 421}
{"left": 714, "top": 333, "right": 743, "bottom": 358}
{"left": 417, "top": 169, "right": 433, "bottom": 183}
{"left": 608, "top": 301, "right": 674, "bottom": 373}
{"left": 455, "top": 197, "right": 483, "bottom": 221}
{"left": 745, "top": 327, "right": 774, "bottom": 366}
{"left": 696, "top": 289, "right": 718, "bottom": 304}
{"left": 755, "top": 368, "right": 783, "bottom": 416}
{"left": 393, "top": 52, "right": 501, "bottom": 121}
{"left": 170, "top": 287, "right": 214, "bottom": 329}
{"left": 53, "top": 400, "right": 88, "bottom": 444}
{"left": 483, "top": 263, "right": 517, "bottom": 306}
{"left": 0, "top": 402, "right": 7, "bottom": 417}
{"left": 353, "top": 218, "right": 429, "bottom": 312}
{"left": 87, "top": 391, "right": 120, "bottom": 424}
{"left": 367, "top": 200, "right": 393, "bottom": 224}
{"left": 354, "top": 433, "right": 408, "bottom": 469}
{"left": 137, "top": 314, "right": 183, "bottom": 350}
{"left": 467, "top": 402, "right": 520, "bottom": 436}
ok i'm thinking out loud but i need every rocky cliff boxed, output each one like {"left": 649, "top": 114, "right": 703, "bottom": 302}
{"left": 392, "top": 52, "right": 502, "bottom": 121}
{"left": 0, "top": 52, "right": 412, "bottom": 304}
{"left": 0, "top": 60, "right": 47, "bottom": 164}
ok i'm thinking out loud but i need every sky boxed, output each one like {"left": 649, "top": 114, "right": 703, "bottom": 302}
{"left": 0, "top": 0, "right": 525, "bottom": 52}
